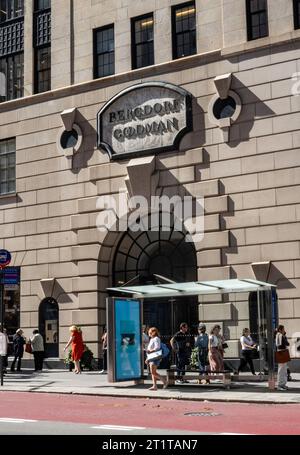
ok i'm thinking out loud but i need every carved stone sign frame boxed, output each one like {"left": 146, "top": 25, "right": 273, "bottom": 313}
{"left": 97, "top": 81, "right": 193, "bottom": 160}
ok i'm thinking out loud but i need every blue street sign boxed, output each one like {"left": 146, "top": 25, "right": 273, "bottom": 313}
{"left": 0, "top": 250, "right": 11, "bottom": 268}
{"left": 3, "top": 267, "right": 20, "bottom": 285}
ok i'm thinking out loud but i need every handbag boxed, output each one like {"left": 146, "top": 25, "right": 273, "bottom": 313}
{"left": 275, "top": 349, "right": 290, "bottom": 363}
{"left": 146, "top": 350, "right": 162, "bottom": 361}
{"left": 251, "top": 347, "right": 259, "bottom": 359}
{"left": 25, "top": 343, "right": 32, "bottom": 354}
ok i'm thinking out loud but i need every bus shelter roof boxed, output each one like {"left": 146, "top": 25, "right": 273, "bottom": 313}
{"left": 107, "top": 278, "right": 276, "bottom": 299}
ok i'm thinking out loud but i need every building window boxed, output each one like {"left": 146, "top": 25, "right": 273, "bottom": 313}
{"left": 0, "top": 138, "right": 16, "bottom": 195}
{"left": 0, "top": 1, "right": 24, "bottom": 102}
{"left": 0, "top": 0, "right": 24, "bottom": 23}
{"left": 60, "top": 129, "right": 78, "bottom": 149}
{"left": 294, "top": 0, "right": 300, "bottom": 29}
{"left": 0, "top": 53, "right": 24, "bottom": 102}
{"left": 213, "top": 97, "right": 237, "bottom": 120}
{"left": 246, "top": 0, "right": 269, "bottom": 41}
{"left": 94, "top": 25, "right": 115, "bottom": 79}
{"left": 34, "top": 0, "right": 51, "bottom": 10}
{"left": 35, "top": 46, "right": 51, "bottom": 93}
{"left": 131, "top": 14, "right": 154, "bottom": 69}
{"left": 172, "top": 2, "right": 196, "bottom": 60}
{"left": 33, "top": 0, "right": 51, "bottom": 94}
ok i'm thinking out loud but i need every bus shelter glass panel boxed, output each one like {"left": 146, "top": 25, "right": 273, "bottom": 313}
{"left": 107, "top": 298, "right": 143, "bottom": 382}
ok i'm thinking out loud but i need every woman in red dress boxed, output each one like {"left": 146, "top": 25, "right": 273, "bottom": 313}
{"left": 64, "top": 325, "right": 84, "bottom": 374}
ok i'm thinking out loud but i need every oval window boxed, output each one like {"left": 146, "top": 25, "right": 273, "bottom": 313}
{"left": 213, "top": 96, "right": 236, "bottom": 120}
{"left": 60, "top": 129, "right": 79, "bottom": 149}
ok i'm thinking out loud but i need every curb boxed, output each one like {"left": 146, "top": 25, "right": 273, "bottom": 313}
{"left": 1, "top": 387, "right": 300, "bottom": 405}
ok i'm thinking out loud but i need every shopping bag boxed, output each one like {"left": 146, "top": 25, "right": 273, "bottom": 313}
{"left": 146, "top": 350, "right": 162, "bottom": 361}
{"left": 25, "top": 343, "right": 32, "bottom": 354}
{"left": 275, "top": 349, "right": 290, "bottom": 363}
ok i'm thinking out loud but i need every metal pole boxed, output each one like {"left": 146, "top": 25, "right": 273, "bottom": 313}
{"left": 265, "top": 288, "right": 275, "bottom": 390}
{"left": 106, "top": 297, "right": 114, "bottom": 383}
{"left": 0, "top": 268, "right": 3, "bottom": 332}
{"left": 257, "top": 290, "right": 263, "bottom": 378}
{"left": 141, "top": 298, "right": 144, "bottom": 379}
{"left": 0, "top": 268, "right": 4, "bottom": 386}
{"left": 170, "top": 298, "right": 175, "bottom": 365}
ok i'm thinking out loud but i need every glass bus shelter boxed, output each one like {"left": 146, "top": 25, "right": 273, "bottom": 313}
{"left": 107, "top": 278, "right": 277, "bottom": 390}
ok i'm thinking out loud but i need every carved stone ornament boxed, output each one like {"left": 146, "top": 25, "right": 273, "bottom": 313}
{"left": 97, "top": 81, "right": 193, "bottom": 160}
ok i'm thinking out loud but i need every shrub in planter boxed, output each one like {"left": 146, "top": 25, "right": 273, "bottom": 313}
{"left": 190, "top": 347, "right": 199, "bottom": 369}
{"left": 64, "top": 344, "right": 94, "bottom": 371}
{"left": 65, "top": 349, "right": 74, "bottom": 371}
{"left": 81, "top": 346, "right": 94, "bottom": 370}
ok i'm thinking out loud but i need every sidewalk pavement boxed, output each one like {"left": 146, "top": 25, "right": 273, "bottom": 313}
{"left": 1, "top": 369, "right": 300, "bottom": 404}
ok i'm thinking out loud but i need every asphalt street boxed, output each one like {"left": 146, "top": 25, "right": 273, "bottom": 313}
{"left": 1, "top": 390, "right": 300, "bottom": 435}
{"left": 0, "top": 418, "right": 203, "bottom": 435}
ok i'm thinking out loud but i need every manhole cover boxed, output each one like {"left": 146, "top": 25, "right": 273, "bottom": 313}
{"left": 184, "top": 412, "right": 221, "bottom": 417}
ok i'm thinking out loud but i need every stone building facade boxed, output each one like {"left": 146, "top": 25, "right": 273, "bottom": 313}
{"left": 0, "top": 0, "right": 300, "bottom": 362}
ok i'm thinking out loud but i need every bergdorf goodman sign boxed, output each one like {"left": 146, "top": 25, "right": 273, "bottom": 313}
{"left": 97, "top": 82, "right": 193, "bottom": 160}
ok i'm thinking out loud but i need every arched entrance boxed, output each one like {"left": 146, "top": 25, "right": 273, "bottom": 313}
{"left": 112, "top": 214, "right": 198, "bottom": 339}
{"left": 39, "top": 297, "right": 59, "bottom": 358}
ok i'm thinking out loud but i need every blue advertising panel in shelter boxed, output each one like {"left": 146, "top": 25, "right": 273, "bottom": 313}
{"left": 114, "top": 298, "right": 142, "bottom": 382}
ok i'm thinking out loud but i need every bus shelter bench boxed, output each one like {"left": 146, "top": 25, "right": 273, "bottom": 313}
{"left": 166, "top": 367, "right": 232, "bottom": 389}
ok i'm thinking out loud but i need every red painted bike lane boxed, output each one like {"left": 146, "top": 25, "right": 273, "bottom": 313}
{"left": 0, "top": 392, "right": 299, "bottom": 434}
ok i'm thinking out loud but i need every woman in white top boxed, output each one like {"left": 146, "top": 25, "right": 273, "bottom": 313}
{"left": 146, "top": 327, "right": 168, "bottom": 391}
{"left": 0, "top": 328, "right": 9, "bottom": 373}
{"left": 208, "top": 325, "right": 224, "bottom": 372}
{"left": 275, "top": 325, "right": 290, "bottom": 390}
{"left": 237, "top": 328, "right": 256, "bottom": 375}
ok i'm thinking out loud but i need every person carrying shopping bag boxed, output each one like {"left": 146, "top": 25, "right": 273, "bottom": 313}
{"left": 146, "top": 327, "right": 168, "bottom": 391}
{"left": 275, "top": 325, "right": 290, "bottom": 391}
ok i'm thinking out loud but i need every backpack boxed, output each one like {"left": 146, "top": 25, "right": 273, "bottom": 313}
{"left": 161, "top": 342, "right": 170, "bottom": 358}
{"left": 196, "top": 333, "right": 208, "bottom": 350}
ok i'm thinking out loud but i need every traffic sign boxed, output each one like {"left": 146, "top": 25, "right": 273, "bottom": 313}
{"left": 3, "top": 267, "right": 20, "bottom": 285}
{"left": 0, "top": 250, "right": 11, "bottom": 269}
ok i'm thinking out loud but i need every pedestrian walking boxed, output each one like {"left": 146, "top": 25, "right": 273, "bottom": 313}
{"left": 0, "top": 328, "right": 9, "bottom": 374}
{"left": 237, "top": 328, "right": 256, "bottom": 375}
{"left": 146, "top": 327, "right": 168, "bottom": 391}
{"left": 64, "top": 325, "right": 84, "bottom": 374}
{"left": 275, "top": 325, "right": 290, "bottom": 391}
{"left": 195, "top": 323, "right": 209, "bottom": 377}
{"left": 208, "top": 325, "right": 224, "bottom": 372}
{"left": 30, "top": 329, "right": 45, "bottom": 372}
{"left": 215, "top": 324, "right": 227, "bottom": 362}
{"left": 10, "top": 328, "right": 26, "bottom": 372}
{"left": 99, "top": 327, "right": 107, "bottom": 374}
{"left": 171, "top": 322, "right": 194, "bottom": 383}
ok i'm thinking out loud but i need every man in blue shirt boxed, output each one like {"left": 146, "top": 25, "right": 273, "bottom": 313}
{"left": 195, "top": 323, "right": 209, "bottom": 379}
